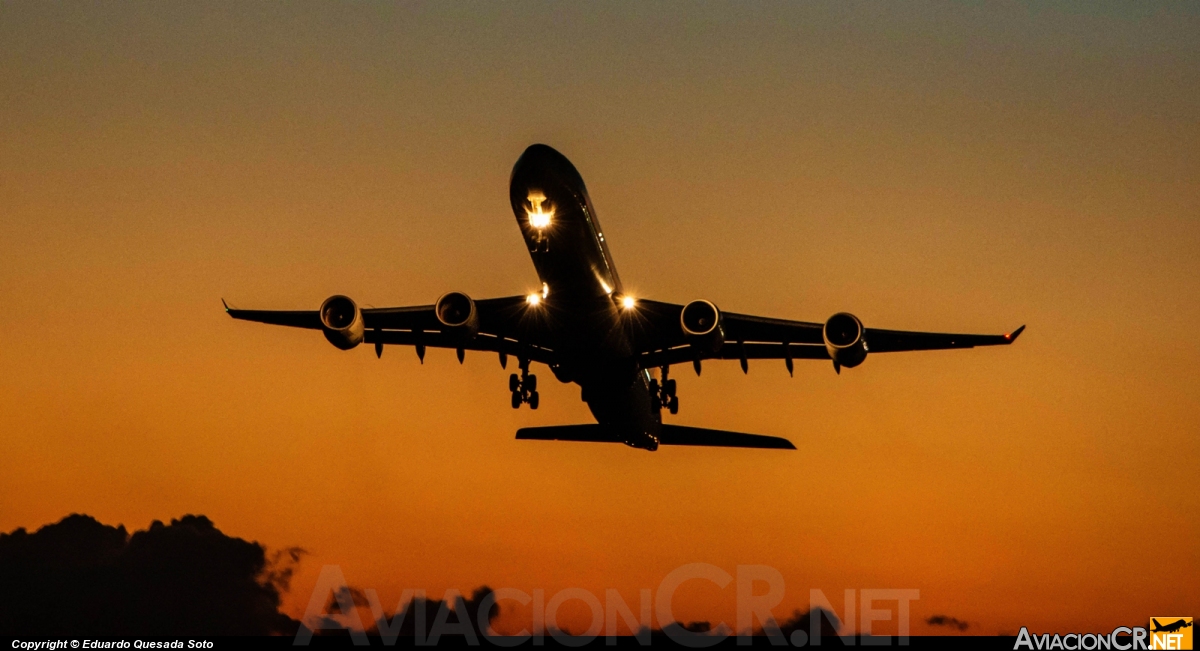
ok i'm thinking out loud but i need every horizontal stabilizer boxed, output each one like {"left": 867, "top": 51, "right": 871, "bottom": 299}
{"left": 516, "top": 424, "right": 794, "bottom": 450}
{"left": 661, "top": 425, "right": 795, "bottom": 449}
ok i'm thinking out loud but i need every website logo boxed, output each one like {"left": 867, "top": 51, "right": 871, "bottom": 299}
{"left": 1150, "top": 618, "right": 1192, "bottom": 651}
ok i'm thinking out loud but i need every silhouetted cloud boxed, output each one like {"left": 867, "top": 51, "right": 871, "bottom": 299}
{"left": 370, "top": 586, "right": 498, "bottom": 640}
{"left": 302, "top": 583, "right": 500, "bottom": 643}
{"left": 0, "top": 513, "right": 301, "bottom": 636}
{"left": 778, "top": 607, "right": 842, "bottom": 638}
{"left": 926, "top": 614, "right": 971, "bottom": 631}
{"left": 330, "top": 585, "right": 371, "bottom": 609}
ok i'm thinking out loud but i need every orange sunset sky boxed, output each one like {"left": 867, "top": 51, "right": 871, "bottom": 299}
{"left": 1, "top": 1, "right": 1196, "bottom": 636}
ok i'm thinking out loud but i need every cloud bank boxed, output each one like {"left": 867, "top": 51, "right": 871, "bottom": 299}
{"left": 0, "top": 514, "right": 301, "bottom": 636}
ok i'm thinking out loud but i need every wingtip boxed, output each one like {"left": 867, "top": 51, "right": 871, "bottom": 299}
{"left": 221, "top": 298, "right": 231, "bottom": 313}
{"left": 1005, "top": 324, "right": 1026, "bottom": 342}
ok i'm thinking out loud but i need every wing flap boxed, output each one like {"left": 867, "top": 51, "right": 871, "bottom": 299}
{"left": 364, "top": 330, "right": 554, "bottom": 364}
{"left": 640, "top": 342, "right": 829, "bottom": 368}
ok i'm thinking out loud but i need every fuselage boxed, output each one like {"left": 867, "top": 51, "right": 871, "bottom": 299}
{"left": 508, "top": 144, "right": 661, "bottom": 450}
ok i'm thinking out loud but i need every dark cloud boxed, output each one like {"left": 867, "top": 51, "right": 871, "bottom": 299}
{"left": 329, "top": 585, "right": 371, "bottom": 610}
{"left": 778, "top": 607, "right": 842, "bottom": 638}
{"left": 303, "top": 584, "right": 500, "bottom": 643}
{"left": 0, "top": 513, "right": 301, "bottom": 636}
{"left": 377, "top": 586, "right": 499, "bottom": 638}
{"left": 926, "top": 614, "right": 971, "bottom": 631}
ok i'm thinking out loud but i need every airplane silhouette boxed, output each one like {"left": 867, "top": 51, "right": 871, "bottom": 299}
{"left": 226, "top": 144, "right": 1024, "bottom": 451}
{"left": 1151, "top": 619, "right": 1193, "bottom": 633}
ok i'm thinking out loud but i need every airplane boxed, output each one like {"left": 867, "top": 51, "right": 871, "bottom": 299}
{"left": 1151, "top": 619, "right": 1192, "bottom": 634}
{"left": 225, "top": 144, "right": 1024, "bottom": 451}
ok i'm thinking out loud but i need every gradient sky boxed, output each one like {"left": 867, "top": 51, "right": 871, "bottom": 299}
{"left": 1, "top": 1, "right": 1197, "bottom": 636}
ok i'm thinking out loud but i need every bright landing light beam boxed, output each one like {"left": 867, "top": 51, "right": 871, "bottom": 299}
{"left": 526, "top": 191, "right": 553, "bottom": 229}
{"left": 527, "top": 283, "right": 549, "bottom": 306}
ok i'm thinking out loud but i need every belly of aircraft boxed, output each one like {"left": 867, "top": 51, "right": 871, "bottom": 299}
{"left": 509, "top": 143, "right": 661, "bottom": 449}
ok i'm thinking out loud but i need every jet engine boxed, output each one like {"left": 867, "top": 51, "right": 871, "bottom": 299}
{"left": 320, "top": 295, "right": 364, "bottom": 350}
{"left": 681, "top": 300, "right": 724, "bottom": 352}
{"left": 823, "top": 312, "right": 868, "bottom": 368}
{"left": 435, "top": 291, "right": 480, "bottom": 339}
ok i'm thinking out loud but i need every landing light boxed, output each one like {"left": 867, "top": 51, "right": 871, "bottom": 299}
{"left": 526, "top": 293, "right": 541, "bottom": 306}
{"left": 622, "top": 295, "right": 636, "bottom": 310}
{"left": 526, "top": 191, "right": 553, "bottom": 230}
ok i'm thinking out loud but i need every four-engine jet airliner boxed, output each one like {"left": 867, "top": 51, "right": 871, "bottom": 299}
{"left": 226, "top": 144, "right": 1023, "bottom": 451}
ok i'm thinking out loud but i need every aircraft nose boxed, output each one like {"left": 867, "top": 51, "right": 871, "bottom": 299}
{"left": 512, "top": 144, "right": 570, "bottom": 181}
{"left": 510, "top": 144, "right": 587, "bottom": 213}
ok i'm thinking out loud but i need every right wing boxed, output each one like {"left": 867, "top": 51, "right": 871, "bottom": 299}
{"left": 860, "top": 325, "right": 1025, "bottom": 352}
{"left": 224, "top": 296, "right": 557, "bottom": 364}
{"left": 629, "top": 299, "right": 1023, "bottom": 369}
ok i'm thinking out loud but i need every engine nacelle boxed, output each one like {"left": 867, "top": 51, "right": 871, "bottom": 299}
{"left": 435, "top": 291, "right": 480, "bottom": 340}
{"left": 680, "top": 300, "right": 725, "bottom": 353}
{"left": 320, "top": 295, "right": 364, "bottom": 350}
{"left": 823, "top": 312, "right": 868, "bottom": 368}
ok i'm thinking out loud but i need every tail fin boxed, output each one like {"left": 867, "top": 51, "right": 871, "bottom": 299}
{"left": 516, "top": 424, "right": 794, "bottom": 450}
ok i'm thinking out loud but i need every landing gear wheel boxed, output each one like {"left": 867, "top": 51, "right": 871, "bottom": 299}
{"left": 649, "top": 379, "right": 660, "bottom": 395}
{"left": 664, "top": 379, "right": 677, "bottom": 397}
{"left": 511, "top": 391, "right": 522, "bottom": 409}
{"left": 651, "top": 395, "right": 662, "bottom": 411}
{"left": 526, "top": 374, "right": 537, "bottom": 392}
{"left": 509, "top": 373, "right": 520, "bottom": 392}
{"left": 529, "top": 391, "right": 540, "bottom": 410}
{"left": 668, "top": 395, "right": 679, "bottom": 415}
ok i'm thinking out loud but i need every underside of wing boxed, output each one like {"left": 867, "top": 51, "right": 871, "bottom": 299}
{"left": 631, "top": 299, "right": 828, "bottom": 369}
{"left": 628, "top": 299, "right": 825, "bottom": 353}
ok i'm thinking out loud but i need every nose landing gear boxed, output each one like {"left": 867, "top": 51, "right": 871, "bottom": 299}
{"left": 509, "top": 359, "right": 539, "bottom": 409}
{"left": 650, "top": 366, "right": 679, "bottom": 415}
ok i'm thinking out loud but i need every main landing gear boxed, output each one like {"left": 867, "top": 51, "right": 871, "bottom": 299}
{"left": 650, "top": 365, "right": 679, "bottom": 415}
{"left": 509, "top": 359, "right": 539, "bottom": 409}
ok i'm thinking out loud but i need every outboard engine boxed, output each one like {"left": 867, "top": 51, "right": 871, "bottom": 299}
{"left": 435, "top": 291, "right": 480, "bottom": 340}
{"left": 681, "top": 300, "right": 724, "bottom": 353}
{"left": 320, "top": 295, "right": 364, "bottom": 350}
{"left": 823, "top": 312, "right": 868, "bottom": 368}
